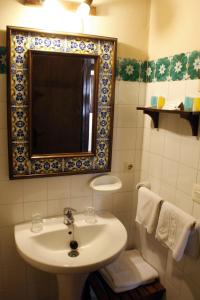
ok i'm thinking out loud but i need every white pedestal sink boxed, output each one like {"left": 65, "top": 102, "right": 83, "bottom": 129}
{"left": 14, "top": 211, "right": 127, "bottom": 300}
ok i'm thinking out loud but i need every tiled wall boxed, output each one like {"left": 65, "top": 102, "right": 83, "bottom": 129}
{"left": 0, "top": 67, "right": 143, "bottom": 299}
{"left": 117, "top": 50, "right": 200, "bottom": 82}
{"left": 0, "top": 43, "right": 200, "bottom": 300}
{"left": 135, "top": 78, "right": 200, "bottom": 300}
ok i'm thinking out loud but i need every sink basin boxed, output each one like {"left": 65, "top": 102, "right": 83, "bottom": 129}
{"left": 15, "top": 211, "right": 127, "bottom": 300}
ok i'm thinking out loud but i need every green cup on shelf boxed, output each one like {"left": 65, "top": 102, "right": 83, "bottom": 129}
{"left": 150, "top": 96, "right": 157, "bottom": 108}
{"left": 184, "top": 97, "right": 193, "bottom": 111}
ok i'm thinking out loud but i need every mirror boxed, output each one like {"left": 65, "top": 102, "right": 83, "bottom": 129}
{"left": 7, "top": 26, "right": 117, "bottom": 179}
{"left": 29, "top": 50, "right": 99, "bottom": 158}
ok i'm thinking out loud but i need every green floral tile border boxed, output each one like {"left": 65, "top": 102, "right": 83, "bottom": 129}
{"left": 1, "top": 46, "right": 200, "bottom": 81}
{"left": 117, "top": 50, "right": 200, "bottom": 82}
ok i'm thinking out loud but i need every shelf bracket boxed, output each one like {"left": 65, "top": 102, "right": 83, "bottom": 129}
{"left": 143, "top": 110, "right": 159, "bottom": 128}
{"left": 180, "top": 112, "right": 199, "bottom": 136}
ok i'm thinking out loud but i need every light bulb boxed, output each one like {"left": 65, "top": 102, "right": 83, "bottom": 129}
{"left": 77, "top": 2, "right": 90, "bottom": 17}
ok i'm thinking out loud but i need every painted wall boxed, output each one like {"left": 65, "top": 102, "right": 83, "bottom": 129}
{"left": 148, "top": 0, "right": 200, "bottom": 59}
{"left": 0, "top": 0, "right": 149, "bottom": 299}
{"left": 0, "top": 0, "right": 150, "bottom": 60}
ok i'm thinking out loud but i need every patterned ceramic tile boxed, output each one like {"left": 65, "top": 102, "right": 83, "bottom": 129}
{"left": 100, "top": 41, "right": 114, "bottom": 76}
{"left": 11, "top": 69, "right": 28, "bottom": 105}
{"left": 188, "top": 50, "right": 200, "bottom": 79}
{"left": 7, "top": 28, "right": 116, "bottom": 178}
{"left": 97, "top": 106, "right": 111, "bottom": 139}
{"left": 29, "top": 35, "right": 65, "bottom": 52}
{"left": 0, "top": 47, "right": 6, "bottom": 74}
{"left": 140, "top": 61, "right": 147, "bottom": 82}
{"left": 146, "top": 60, "right": 156, "bottom": 82}
{"left": 98, "top": 74, "right": 112, "bottom": 105}
{"left": 12, "top": 142, "right": 30, "bottom": 175}
{"left": 66, "top": 38, "right": 99, "bottom": 55}
{"left": 64, "top": 157, "right": 93, "bottom": 172}
{"left": 10, "top": 33, "right": 29, "bottom": 70}
{"left": 11, "top": 106, "right": 28, "bottom": 141}
{"left": 155, "top": 57, "right": 170, "bottom": 81}
{"left": 94, "top": 139, "right": 109, "bottom": 169}
{"left": 31, "top": 158, "right": 62, "bottom": 174}
{"left": 170, "top": 53, "right": 187, "bottom": 81}
{"left": 118, "top": 58, "right": 140, "bottom": 81}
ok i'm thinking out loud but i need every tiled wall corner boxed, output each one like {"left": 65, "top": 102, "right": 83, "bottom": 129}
{"left": 137, "top": 76, "right": 200, "bottom": 300}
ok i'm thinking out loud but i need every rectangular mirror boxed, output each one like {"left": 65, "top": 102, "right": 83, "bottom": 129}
{"left": 7, "top": 26, "right": 117, "bottom": 179}
{"left": 29, "top": 50, "right": 99, "bottom": 158}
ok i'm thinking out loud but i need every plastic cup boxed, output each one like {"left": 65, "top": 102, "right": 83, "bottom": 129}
{"left": 157, "top": 96, "right": 165, "bottom": 109}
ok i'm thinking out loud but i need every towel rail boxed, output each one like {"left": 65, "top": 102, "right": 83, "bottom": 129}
{"left": 136, "top": 181, "right": 151, "bottom": 191}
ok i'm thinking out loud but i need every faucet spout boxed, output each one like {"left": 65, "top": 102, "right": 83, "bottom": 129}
{"left": 63, "top": 207, "right": 76, "bottom": 226}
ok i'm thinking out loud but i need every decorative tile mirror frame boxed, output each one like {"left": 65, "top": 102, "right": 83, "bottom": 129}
{"left": 7, "top": 26, "right": 117, "bottom": 179}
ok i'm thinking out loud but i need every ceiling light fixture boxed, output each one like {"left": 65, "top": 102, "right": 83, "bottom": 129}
{"left": 24, "top": 0, "right": 96, "bottom": 15}
{"left": 77, "top": 0, "right": 93, "bottom": 17}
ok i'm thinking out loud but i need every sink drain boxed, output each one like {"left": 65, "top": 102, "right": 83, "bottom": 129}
{"left": 68, "top": 250, "right": 79, "bottom": 257}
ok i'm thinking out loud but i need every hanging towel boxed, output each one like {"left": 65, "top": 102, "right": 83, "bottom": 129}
{"left": 155, "top": 202, "right": 196, "bottom": 261}
{"left": 135, "top": 187, "right": 163, "bottom": 234}
{"left": 100, "top": 249, "right": 158, "bottom": 293}
{"left": 185, "top": 222, "right": 200, "bottom": 259}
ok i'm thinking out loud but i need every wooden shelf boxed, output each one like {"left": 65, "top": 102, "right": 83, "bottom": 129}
{"left": 137, "top": 107, "right": 200, "bottom": 136}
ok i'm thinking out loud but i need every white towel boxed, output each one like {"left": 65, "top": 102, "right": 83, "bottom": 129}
{"left": 100, "top": 249, "right": 158, "bottom": 293}
{"left": 135, "top": 187, "right": 163, "bottom": 234}
{"left": 155, "top": 202, "right": 196, "bottom": 261}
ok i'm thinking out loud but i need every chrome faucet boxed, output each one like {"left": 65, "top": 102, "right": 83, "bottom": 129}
{"left": 63, "top": 207, "right": 76, "bottom": 226}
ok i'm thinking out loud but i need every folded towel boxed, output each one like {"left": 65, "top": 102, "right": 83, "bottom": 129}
{"left": 184, "top": 222, "right": 200, "bottom": 259}
{"left": 155, "top": 202, "right": 196, "bottom": 261}
{"left": 135, "top": 187, "right": 163, "bottom": 234}
{"left": 100, "top": 249, "right": 158, "bottom": 293}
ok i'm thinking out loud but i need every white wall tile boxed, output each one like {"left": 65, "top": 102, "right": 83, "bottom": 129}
{"left": 113, "top": 191, "right": 133, "bottom": 213}
{"left": 0, "top": 181, "right": 23, "bottom": 204}
{"left": 175, "top": 190, "right": 193, "bottom": 214}
{"left": 24, "top": 179, "right": 47, "bottom": 202}
{"left": 150, "top": 129, "right": 165, "bottom": 155}
{"left": 149, "top": 153, "right": 163, "bottom": 180}
{"left": 185, "top": 79, "right": 200, "bottom": 98}
{"left": 179, "top": 136, "right": 200, "bottom": 168}
{"left": 70, "top": 196, "right": 92, "bottom": 212}
{"left": 177, "top": 164, "right": 197, "bottom": 195}
{"left": 113, "top": 172, "right": 134, "bottom": 192}
{"left": 117, "top": 81, "right": 139, "bottom": 105}
{"left": 47, "top": 177, "right": 70, "bottom": 200}
{"left": 168, "top": 80, "right": 186, "bottom": 104}
{"left": 70, "top": 174, "right": 93, "bottom": 198}
{"left": 24, "top": 201, "right": 47, "bottom": 221}
{"left": 115, "top": 127, "right": 136, "bottom": 150}
{"left": 47, "top": 198, "right": 70, "bottom": 217}
{"left": 93, "top": 192, "right": 113, "bottom": 212}
{"left": 163, "top": 131, "right": 181, "bottom": 162}
{"left": 138, "top": 82, "right": 146, "bottom": 106}
{"left": 112, "top": 150, "right": 135, "bottom": 173}
{"left": 159, "top": 183, "right": 176, "bottom": 203}
{"left": 116, "top": 105, "right": 137, "bottom": 128}
{"left": 0, "top": 203, "right": 24, "bottom": 226}
{"left": 162, "top": 158, "right": 179, "bottom": 187}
